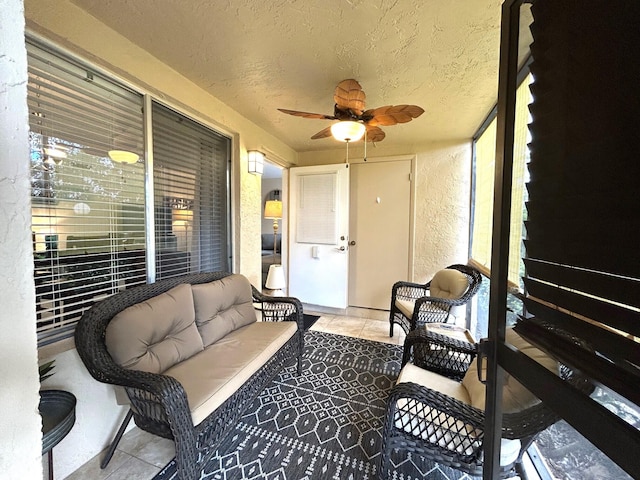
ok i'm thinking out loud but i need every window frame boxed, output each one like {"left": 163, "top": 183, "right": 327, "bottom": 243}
{"left": 27, "top": 37, "right": 233, "bottom": 347}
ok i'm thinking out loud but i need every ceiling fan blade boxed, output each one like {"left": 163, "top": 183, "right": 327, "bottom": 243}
{"left": 334, "top": 79, "right": 366, "bottom": 115}
{"left": 310, "top": 126, "right": 333, "bottom": 140}
{"left": 365, "top": 104, "right": 425, "bottom": 126}
{"left": 278, "top": 108, "right": 335, "bottom": 120}
{"left": 365, "top": 125, "right": 386, "bottom": 142}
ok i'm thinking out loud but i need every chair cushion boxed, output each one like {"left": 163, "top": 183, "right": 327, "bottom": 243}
{"left": 191, "top": 274, "right": 258, "bottom": 347}
{"left": 105, "top": 283, "right": 203, "bottom": 373}
{"left": 430, "top": 269, "right": 469, "bottom": 299}
{"left": 395, "top": 298, "right": 449, "bottom": 320}
{"left": 395, "top": 363, "right": 520, "bottom": 464}
{"left": 462, "top": 327, "right": 559, "bottom": 413}
{"left": 164, "top": 321, "right": 297, "bottom": 425}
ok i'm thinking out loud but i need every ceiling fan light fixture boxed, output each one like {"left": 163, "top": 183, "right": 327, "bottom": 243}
{"left": 108, "top": 150, "right": 139, "bottom": 164}
{"left": 331, "top": 121, "right": 366, "bottom": 143}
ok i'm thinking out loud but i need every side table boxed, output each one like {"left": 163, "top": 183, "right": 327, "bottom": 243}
{"left": 39, "top": 390, "right": 76, "bottom": 480}
{"left": 424, "top": 322, "right": 475, "bottom": 344}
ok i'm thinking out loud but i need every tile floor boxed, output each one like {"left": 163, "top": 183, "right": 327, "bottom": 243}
{"left": 62, "top": 311, "right": 404, "bottom": 479}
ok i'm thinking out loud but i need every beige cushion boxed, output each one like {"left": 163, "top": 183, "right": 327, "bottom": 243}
{"left": 164, "top": 321, "right": 297, "bottom": 425}
{"left": 105, "top": 283, "right": 203, "bottom": 373}
{"left": 462, "top": 327, "right": 559, "bottom": 413}
{"left": 395, "top": 363, "right": 520, "bottom": 464}
{"left": 191, "top": 274, "right": 258, "bottom": 347}
{"left": 395, "top": 298, "right": 449, "bottom": 320}
{"left": 430, "top": 269, "right": 469, "bottom": 299}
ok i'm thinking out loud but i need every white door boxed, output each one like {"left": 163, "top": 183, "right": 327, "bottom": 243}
{"left": 288, "top": 164, "right": 350, "bottom": 308}
{"left": 348, "top": 159, "right": 413, "bottom": 310}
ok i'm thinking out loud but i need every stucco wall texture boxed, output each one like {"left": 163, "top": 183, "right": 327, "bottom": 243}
{"left": 0, "top": 0, "right": 43, "bottom": 478}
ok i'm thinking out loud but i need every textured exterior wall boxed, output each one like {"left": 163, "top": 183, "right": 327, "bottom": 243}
{"left": 413, "top": 141, "right": 471, "bottom": 282}
{"left": 0, "top": 0, "right": 43, "bottom": 477}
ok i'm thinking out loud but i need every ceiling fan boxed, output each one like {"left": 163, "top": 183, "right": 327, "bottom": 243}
{"left": 278, "top": 79, "right": 425, "bottom": 143}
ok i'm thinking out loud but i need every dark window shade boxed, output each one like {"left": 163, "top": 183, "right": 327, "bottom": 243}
{"left": 517, "top": 0, "right": 640, "bottom": 407}
{"left": 151, "top": 102, "right": 231, "bottom": 279}
{"left": 28, "top": 41, "right": 145, "bottom": 346}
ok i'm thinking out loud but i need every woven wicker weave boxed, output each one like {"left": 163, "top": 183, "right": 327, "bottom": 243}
{"left": 74, "top": 272, "right": 303, "bottom": 480}
{"left": 379, "top": 331, "right": 593, "bottom": 478}
{"left": 389, "top": 264, "right": 482, "bottom": 336}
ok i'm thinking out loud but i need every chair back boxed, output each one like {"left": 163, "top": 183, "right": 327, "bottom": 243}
{"left": 437, "top": 264, "right": 482, "bottom": 304}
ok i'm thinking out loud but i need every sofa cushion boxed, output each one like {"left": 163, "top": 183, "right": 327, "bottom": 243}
{"left": 430, "top": 269, "right": 469, "bottom": 299}
{"left": 462, "top": 327, "right": 559, "bottom": 413}
{"left": 105, "top": 283, "right": 203, "bottom": 373}
{"left": 164, "top": 321, "right": 297, "bottom": 425}
{"left": 191, "top": 274, "right": 258, "bottom": 347}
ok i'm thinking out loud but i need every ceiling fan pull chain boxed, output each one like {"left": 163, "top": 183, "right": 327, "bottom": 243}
{"left": 364, "top": 128, "right": 367, "bottom": 161}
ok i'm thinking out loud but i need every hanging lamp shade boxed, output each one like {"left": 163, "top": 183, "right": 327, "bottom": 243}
{"left": 108, "top": 150, "right": 139, "bottom": 164}
{"left": 330, "top": 121, "right": 366, "bottom": 142}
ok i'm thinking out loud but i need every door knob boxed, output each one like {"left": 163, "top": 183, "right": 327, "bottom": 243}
{"left": 349, "top": 240, "right": 356, "bottom": 246}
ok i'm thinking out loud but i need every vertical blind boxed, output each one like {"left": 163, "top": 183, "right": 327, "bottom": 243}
{"left": 28, "top": 42, "right": 146, "bottom": 346}
{"left": 28, "top": 41, "right": 232, "bottom": 346}
{"left": 152, "top": 102, "right": 231, "bottom": 278}
{"left": 471, "top": 74, "right": 532, "bottom": 289}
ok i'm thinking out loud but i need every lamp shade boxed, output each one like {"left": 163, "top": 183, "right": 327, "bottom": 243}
{"left": 330, "top": 121, "right": 366, "bottom": 142}
{"left": 265, "top": 264, "right": 286, "bottom": 291}
{"left": 264, "top": 199, "right": 282, "bottom": 219}
{"left": 248, "top": 150, "right": 264, "bottom": 174}
{"left": 108, "top": 150, "right": 139, "bottom": 164}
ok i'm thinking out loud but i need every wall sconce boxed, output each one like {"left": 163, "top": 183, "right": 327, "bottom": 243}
{"left": 248, "top": 150, "right": 265, "bottom": 175}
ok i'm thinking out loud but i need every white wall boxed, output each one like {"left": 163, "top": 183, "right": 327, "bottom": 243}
{"left": 0, "top": 0, "right": 43, "bottom": 478}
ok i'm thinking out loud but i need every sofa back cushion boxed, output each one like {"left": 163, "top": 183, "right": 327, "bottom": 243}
{"left": 430, "top": 269, "right": 469, "bottom": 299}
{"left": 191, "top": 274, "right": 257, "bottom": 347}
{"left": 462, "top": 327, "right": 559, "bottom": 413}
{"left": 105, "top": 283, "right": 204, "bottom": 373}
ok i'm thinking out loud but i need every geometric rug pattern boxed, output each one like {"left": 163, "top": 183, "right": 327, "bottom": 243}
{"left": 154, "top": 330, "right": 477, "bottom": 479}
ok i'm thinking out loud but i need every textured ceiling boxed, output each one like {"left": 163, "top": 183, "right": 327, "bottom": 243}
{"left": 70, "top": 0, "right": 506, "bottom": 152}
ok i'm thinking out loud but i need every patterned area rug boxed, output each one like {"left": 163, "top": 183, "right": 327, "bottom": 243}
{"left": 302, "top": 313, "right": 320, "bottom": 330}
{"left": 154, "top": 331, "right": 476, "bottom": 480}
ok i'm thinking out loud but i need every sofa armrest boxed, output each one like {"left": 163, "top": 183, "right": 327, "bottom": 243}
{"left": 252, "top": 286, "right": 304, "bottom": 332}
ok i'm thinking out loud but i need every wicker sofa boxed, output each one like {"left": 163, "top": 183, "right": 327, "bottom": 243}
{"left": 75, "top": 272, "right": 304, "bottom": 480}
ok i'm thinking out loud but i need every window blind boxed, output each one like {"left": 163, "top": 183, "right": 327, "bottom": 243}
{"left": 151, "top": 102, "right": 231, "bottom": 278}
{"left": 28, "top": 42, "right": 145, "bottom": 346}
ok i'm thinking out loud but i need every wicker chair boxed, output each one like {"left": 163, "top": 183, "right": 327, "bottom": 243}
{"left": 379, "top": 328, "right": 593, "bottom": 478}
{"left": 389, "top": 264, "right": 482, "bottom": 336}
{"left": 74, "top": 272, "right": 304, "bottom": 480}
